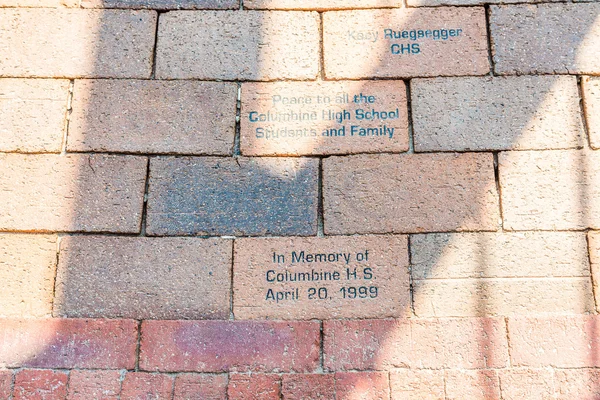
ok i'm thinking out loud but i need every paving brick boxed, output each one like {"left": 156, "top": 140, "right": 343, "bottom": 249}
{"left": 140, "top": 320, "right": 320, "bottom": 373}
{"left": 173, "top": 374, "right": 227, "bottom": 399}
{"left": 445, "top": 370, "right": 500, "bottom": 400}
{"left": 281, "top": 374, "right": 334, "bottom": 400}
{"left": 491, "top": 4, "right": 600, "bottom": 75}
{"left": 156, "top": 11, "right": 319, "bottom": 80}
{"left": 323, "top": 8, "right": 489, "bottom": 79}
{"left": 335, "top": 371, "right": 389, "bottom": 400}
{"left": 233, "top": 235, "right": 409, "bottom": 320}
{"left": 0, "top": 79, "right": 69, "bottom": 153}
{"left": 555, "top": 369, "right": 600, "bottom": 399}
{"left": 323, "top": 153, "right": 499, "bottom": 235}
{"left": 55, "top": 236, "right": 232, "bottom": 320}
{"left": 499, "top": 150, "right": 600, "bottom": 230}
{"left": 0, "top": 10, "right": 156, "bottom": 78}
{"left": 121, "top": 373, "right": 174, "bottom": 400}
{"left": 0, "top": 319, "right": 137, "bottom": 369}
{"left": 147, "top": 157, "right": 318, "bottom": 236}
{"left": 0, "top": 370, "right": 12, "bottom": 400}
{"left": 228, "top": 374, "right": 280, "bottom": 400}
{"left": 590, "top": 231, "right": 600, "bottom": 309}
{"left": 583, "top": 77, "right": 600, "bottom": 149}
{"left": 0, "top": 154, "right": 147, "bottom": 233}
{"left": 13, "top": 370, "right": 68, "bottom": 400}
{"left": 245, "top": 0, "right": 402, "bottom": 10}
{"left": 82, "top": 0, "right": 237, "bottom": 9}
{"left": 498, "top": 369, "right": 555, "bottom": 400}
{"left": 67, "top": 370, "right": 121, "bottom": 400}
{"left": 389, "top": 369, "right": 445, "bottom": 400}
{"left": 0, "top": 234, "right": 57, "bottom": 318}
{"left": 412, "top": 76, "right": 584, "bottom": 152}
{"left": 0, "top": 0, "right": 77, "bottom": 6}
{"left": 69, "top": 80, "right": 236, "bottom": 155}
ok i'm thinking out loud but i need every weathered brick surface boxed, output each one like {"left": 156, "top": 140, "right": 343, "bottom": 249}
{"left": 147, "top": 157, "right": 318, "bottom": 236}
{"left": 156, "top": 11, "right": 320, "bottom": 80}
{"left": 245, "top": 0, "right": 402, "bottom": 9}
{"left": 281, "top": 374, "right": 335, "bottom": 399}
{"left": 335, "top": 371, "right": 390, "bottom": 400}
{"left": 323, "top": 153, "right": 499, "bottom": 234}
{"left": 498, "top": 369, "right": 555, "bottom": 400}
{"left": 0, "top": 371, "right": 12, "bottom": 400}
{"left": 233, "top": 235, "right": 409, "bottom": 320}
{"left": 323, "top": 8, "right": 489, "bottom": 79}
{"left": 583, "top": 77, "right": 600, "bottom": 149}
{"left": 554, "top": 369, "right": 600, "bottom": 399}
{"left": 499, "top": 150, "right": 600, "bottom": 230}
{"left": 140, "top": 320, "right": 320, "bottom": 373}
{"left": 491, "top": 4, "right": 600, "bottom": 75}
{"left": 174, "top": 374, "right": 228, "bottom": 400}
{"left": 0, "top": 0, "right": 76, "bottom": 6}
{"left": 228, "top": 374, "right": 280, "bottom": 400}
{"left": 67, "top": 370, "right": 122, "bottom": 400}
{"left": 13, "top": 370, "right": 68, "bottom": 400}
{"left": 82, "top": 0, "right": 237, "bottom": 9}
{"left": 0, "top": 319, "right": 137, "bottom": 369}
{"left": 121, "top": 373, "right": 174, "bottom": 400}
{"left": 590, "top": 231, "right": 600, "bottom": 309}
{"left": 0, "top": 79, "right": 69, "bottom": 153}
{"left": 412, "top": 76, "right": 584, "bottom": 152}
{"left": 445, "top": 370, "right": 500, "bottom": 400}
{"left": 389, "top": 369, "right": 445, "bottom": 400}
{"left": 55, "top": 236, "right": 232, "bottom": 320}
{"left": 0, "top": 10, "right": 156, "bottom": 78}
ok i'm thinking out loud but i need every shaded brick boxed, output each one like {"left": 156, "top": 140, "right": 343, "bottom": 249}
{"left": 156, "top": 11, "right": 319, "bottom": 80}
{"left": 555, "top": 369, "right": 600, "bottom": 399}
{"left": 228, "top": 374, "right": 280, "bottom": 400}
{"left": 173, "top": 373, "right": 227, "bottom": 400}
{"left": 67, "top": 370, "right": 121, "bottom": 400}
{"left": 147, "top": 157, "right": 318, "bottom": 236}
{"left": 245, "top": 0, "right": 402, "bottom": 10}
{"left": 281, "top": 374, "right": 334, "bottom": 400}
{"left": 0, "top": 154, "right": 147, "bottom": 233}
{"left": 0, "top": 9, "right": 156, "bottom": 78}
{"left": 140, "top": 320, "right": 320, "bottom": 373}
{"left": 583, "top": 77, "right": 600, "bottom": 149}
{"left": 389, "top": 369, "right": 444, "bottom": 400}
{"left": 323, "top": 8, "right": 489, "bottom": 79}
{"left": 82, "top": 0, "right": 237, "bottom": 9}
{"left": 445, "top": 370, "right": 500, "bottom": 400}
{"left": 13, "top": 370, "right": 68, "bottom": 400}
{"left": 0, "top": 319, "right": 137, "bottom": 369}
{"left": 412, "top": 76, "right": 584, "bottom": 152}
{"left": 233, "top": 235, "right": 409, "bottom": 320}
{"left": 498, "top": 369, "right": 555, "bottom": 400}
{"left": 491, "top": 4, "right": 600, "bottom": 75}
{"left": 69, "top": 80, "right": 236, "bottom": 155}
{"left": 323, "top": 153, "right": 499, "bottom": 235}
{"left": 0, "top": 370, "right": 12, "bottom": 400}
{"left": 407, "top": 0, "right": 555, "bottom": 6}
{"left": 121, "top": 373, "right": 174, "bottom": 400}
{"left": 335, "top": 371, "right": 389, "bottom": 400}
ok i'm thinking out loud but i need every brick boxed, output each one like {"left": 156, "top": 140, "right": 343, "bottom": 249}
{"left": 228, "top": 374, "right": 280, "bottom": 400}
{"left": 389, "top": 369, "right": 444, "bottom": 400}
{"left": 0, "top": 0, "right": 76, "bottom": 6}
{"left": 281, "top": 374, "right": 334, "bottom": 400}
{"left": 140, "top": 320, "right": 320, "bottom": 373}
{"left": 0, "top": 370, "right": 12, "bottom": 400}
{"left": 0, "top": 319, "right": 137, "bottom": 369}
{"left": 0, "top": 154, "right": 147, "bottom": 233}
{"left": 335, "top": 371, "right": 389, "bottom": 400}
{"left": 491, "top": 4, "right": 600, "bottom": 75}
{"left": 173, "top": 374, "right": 227, "bottom": 400}
{"left": 0, "top": 234, "right": 57, "bottom": 318}
{"left": 508, "top": 315, "right": 600, "bottom": 367}
{"left": 0, "top": 10, "right": 156, "bottom": 78}
{"left": 55, "top": 236, "right": 232, "bottom": 320}
{"left": 147, "top": 157, "right": 318, "bottom": 236}
{"left": 67, "top": 370, "right": 121, "bottom": 400}
{"left": 590, "top": 232, "right": 600, "bottom": 309}
{"left": 69, "top": 80, "right": 236, "bottom": 155}
{"left": 499, "top": 150, "right": 600, "bottom": 230}
{"left": 156, "top": 11, "right": 319, "bottom": 80}
{"left": 233, "top": 235, "right": 409, "bottom": 320}
{"left": 245, "top": 0, "right": 402, "bottom": 10}
{"left": 121, "top": 373, "right": 174, "bottom": 400}
{"left": 323, "top": 153, "right": 499, "bottom": 235}
{"left": 445, "top": 370, "right": 500, "bottom": 400}
{"left": 412, "top": 76, "right": 584, "bottom": 152}
{"left": 323, "top": 8, "right": 489, "bottom": 79}
{"left": 13, "top": 370, "right": 68, "bottom": 400}
{"left": 555, "top": 369, "right": 600, "bottom": 399}
{"left": 583, "top": 77, "right": 600, "bottom": 149}
{"left": 82, "top": 0, "right": 237, "bottom": 9}
{"left": 0, "top": 79, "right": 69, "bottom": 153}
{"left": 498, "top": 369, "right": 555, "bottom": 400}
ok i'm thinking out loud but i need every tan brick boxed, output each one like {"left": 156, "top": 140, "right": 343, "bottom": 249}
{"left": 590, "top": 231, "right": 600, "bottom": 309}
{"left": 0, "top": 9, "right": 156, "bottom": 78}
{"left": 323, "top": 8, "right": 489, "bottom": 79}
{"left": 82, "top": 0, "right": 237, "bottom": 9}
{"left": 412, "top": 76, "right": 584, "bottom": 152}
{"left": 390, "top": 370, "right": 444, "bottom": 400}
{"left": 0, "top": 0, "right": 77, "bottom": 6}
{"left": 69, "top": 80, "right": 236, "bottom": 155}
{"left": 499, "top": 150, "right": 600, "bottom": 230}
{"left": 156, "top": 11, "right": 319, "bottom": 80}
{"left": 0, "top": 154, "right": 147, "bottom": 233}
{"left": 445, "top": 370, "right": 500, "bottom": 400}
{"left": 55, "top": 236, "right": 232, "bottom": 320}
{"left": 491, "top": 4, "right": 600, "bottom": 75}
{"left": 323, "top": 153, "right": 499, "bottom": 235}
{"left": 233, "top": 235, "right": 409, "bottom": 320}
{"left": 583, "top": 77, "right": 600, "bottom": 149}
{"left": 498, "top": 369, "right": 555, "bottom": 400}
{"left": 0, "top": 79, "right": 69, "bottom": 153}
{"left": 555, "top": 369, "right": 600, "bottom": 399}
{"left": 245, "top": 0, "right": 402, "bottom": 10}
{"left": 335, "top": 371, "right": 390, "bottom": 400}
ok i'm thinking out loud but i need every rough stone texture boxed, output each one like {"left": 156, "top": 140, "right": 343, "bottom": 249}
{"left": 147, "top": 157, "right": 318, "bottom": 236}
{"left": 0, "top": 9, "right": 156, "bottom": 78}
{"left": 228, "top": 374, "right": 280, "bottom": 400}
{"left": 323, "top": 8, "right": 489, "bottom": 79}
{"left": 13, "top": 370, "right": 68, "bottom": 400}
{"left": 498, "top": 369, "right": 555, "bottom": 400}
{"left": 335, "top": 371, "right": 390, "bottom": 400}
{"left": 555, "top": 369, "right": 600, "bottom": 399}
{"left": 0, "top": 154, "right": 147, "bottom": 233}
{"left": 583, "top": 77, "right": 600, "bottom": 149}
{"left": 67, "top": 370, "right": 122, "bottom": 400}
{"left": 121, "top": 373, "right": 174, "bottom": 400}
{"left": 55, "top": 236, "right": 232, "bottom": 320}
{"left": 240, "top": 81, "right": 409, "bottom": 156}
{"left": 281, "top": 374, "right": 335, "bottom": 399}
{"left": 233, "top": 235, "right": 409, "bottom": 320}
{"left": 245, "top": 0, "right": 402, "bottom": 9}
{"left": 69, "top": 80, "right": 237, "bottom": 155}
{"left": 323, "top": 153, "right": 499, "bottom": 234}
{"left": 0, "top": 234, "right": 58, "bottom": 318}
{"left": 499, "top": 150, "right": 600, "bottom": 230}
{"left": 491, "top": 4, "right": 600, "bottom": 75}
{"left": 140, "top": 320, "right": 320, "bottom": 373}
{"left": 389, "top": 369, "right": 445, "bottom": 400}
{"left": 412, "top": 76, "right": 584, "bottom": 152}
{"left": 0, "top": 371, "right": 12, "bottom": 400}
{"left": 82, "top": 0, "right": 237, "bottom": 9}
{"left": 174, "top": 374, "right": 228, "bottom": 399}
{"left": 0, "top": 0, "right": 76, "bottom": 6}
{"left": 445, "top": 370, "right": 500, "bottom": 400}
{"left": 156, "top": 11, "right": 320, "bottom": 80}
{"left": 0, "top": 79, "right": 69, "bottom": 153}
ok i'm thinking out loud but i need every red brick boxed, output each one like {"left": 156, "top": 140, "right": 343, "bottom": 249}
{"left": 173, "top": 374, "right": 227, "bottom": 400}
{"left": 228, "top": 374, "right": 280, "bottom": 400}
{"left": 335, "top": 371, "right": 389, "bottom": 400}
{"left": 0, "top": 370, "right": 12, "bottom": 400}
{"left": 140, "top": 320, "right": 320, "bottom": 373}
{"left": 14, "top": 369, "right": 68, "bottom": 400}
{"left": 445, "top": 370, "right": 500, "bottom": 400}
{"left": 0, "top": 319, "right": 137, "bottom": 369}
{"left": 281, "top": 374, "right": 334, "bottom": 400}
{"left": 67, "top": 370, "right": 121, "bottom": 400}
{"left": 245, "top": 0, "right": 401, "bottom": 9}
{"left": 389, "top": 369, "right": 444, "bottom": 400}
{"left": 555, "top": 368, "right": 600, "bottom": 399}
{"left": 498, "top": 369, "right": 554, "bottom": 400}
{"left": 121, "top": 373, "right": 174, "bottom": 400}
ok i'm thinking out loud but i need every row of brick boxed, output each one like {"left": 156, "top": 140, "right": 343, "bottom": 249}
{"left": 1, "top": 5, "right": 598, "bottom": 79}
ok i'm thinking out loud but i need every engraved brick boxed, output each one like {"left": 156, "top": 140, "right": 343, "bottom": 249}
{"left": 245, "top": 0, "right": 401, "bottom": 10}
{"left": 412, "top": 76, "right": 584, "bottom": 152}
{"left": 0, "top": 154, "right": 147, "bottom": 233}
{"left": 156, "top": 11, "right": 319, "bottom": 80}
{"left": 335, "top": 371, "right": 390, "bottom": 400}
{"left": 228, "top": 374, "right": 280, "bottom": 400}
{"left": 554, "top": 369, "right": 600, "bottom": 399}
{"left": 14, "top": 370, "right": 67, "bottom": 400}
{"left": 174, "top": 374, "right": 228, "bottom": 400}
{"left": 55, "top": 236, "right": 232, "bottom": 320}
{"left": 67, "top": 370, "right": 122, "bottom": 400}
{"left": 491, "top": 4, "right": 600, "bottom": 75}
{"left": 583, "top": 77, "right": 600, "bottom": 149}
{"left": 234, "top": 235, "right": 409, "bottom": 320}
{"left": 0, "top": 371, "right": 12, "bottom": 400}
{"left": 323, "top": 8, "right": 489, "bottom": 79}
{"left": 240, "top": 81, "right": 409, "bottom": 156}
{"left": 82, "top": 0, "right": 237, "bottom": 9}
{"left": 147, "top": 157, "right": 318, "bottom": 236}
{"left": 498, "top": 369, "right": 555, "bottom": 400}
{"left": 121, "top": 372, "right": 174, "bottom": 400}
{"left": 445, "top": 370, "right": 500, "bottom": 400}
{"left": 323, "top": 153, "right": 499, "bottom": 235}
{"left": 0, "top": 9, "right": 156, "bottom": 78}
{"left": 389, "top": 370, "right": 445, "bottom": 400}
